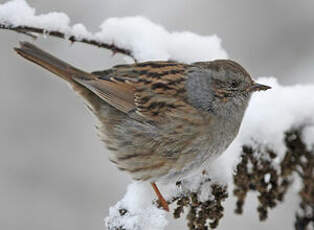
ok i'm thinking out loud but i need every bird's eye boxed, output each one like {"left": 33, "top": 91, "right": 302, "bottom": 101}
{"left": 231, "top": 80, "right": 239, "bottom": 88}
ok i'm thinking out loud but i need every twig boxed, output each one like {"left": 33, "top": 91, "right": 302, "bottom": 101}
{"left": 0, "top": 23, "right": 137, "bottom": 62}
{"left": 0, "top": 24, "right": 37, "bottom": 38}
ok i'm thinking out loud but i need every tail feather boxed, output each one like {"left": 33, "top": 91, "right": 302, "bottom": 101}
{"left": 14, "top": 41, "right": 92, "bottom": 83}
{"left": 14, "top": 41, "right": 102, "bottom": 110}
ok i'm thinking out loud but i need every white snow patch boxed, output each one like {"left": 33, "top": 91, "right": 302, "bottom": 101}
{"left": 241, "top": 78, "right": 314, "bottom": 156}
{"left": 71, "top": 23, "right": 93, "bottom": 40}
{"left": 264, "top": 173, "right": 271, "bottom": 183}
{"left": 0, "top": 0, "right": 70, "bottom": 32}
{"left": 95, "top": 16, "right": 227, "bottom": 62}
{"left": 105, "top": 182, "right": 168, "bottom": 230}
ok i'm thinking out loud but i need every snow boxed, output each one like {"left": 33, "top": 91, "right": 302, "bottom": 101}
{"left": 71, "top": 23, "right": 93, "bottom": 40}
{"left": 1, "top": 0, "right": 313, "bottom": 229}
{"left": 241, "top": 78, "right": 314, "bottom": 156}
{"left": 95, "top": 16, "right": 227, "bottom": 62}
{"left": 105, "top": 182, "right": 168, "bottom": 230}
{"left": 0, "top": 0, "right": 70, "bottom": 32}
{"left": 0, "top": 0, "right": 227, "bottom": 63}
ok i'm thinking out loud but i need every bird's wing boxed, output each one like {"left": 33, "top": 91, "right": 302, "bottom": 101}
{"left": 73, "top": 61, "right": 200, "bottom": 121}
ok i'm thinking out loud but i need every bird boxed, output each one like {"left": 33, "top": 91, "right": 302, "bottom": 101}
{"left": 14, "top": 41, "right": 270, "bottom": 212}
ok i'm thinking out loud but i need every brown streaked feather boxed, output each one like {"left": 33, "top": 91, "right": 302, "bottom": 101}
{"left": 74, "top": 61, "right": 192, "bottom": 120}
{"left": 73, "top": 77, "right": 136, "bottom": 113}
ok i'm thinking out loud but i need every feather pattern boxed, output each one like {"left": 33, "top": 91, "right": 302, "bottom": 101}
{"left": 72, "top": 61, "right": 197, "bottom": 121}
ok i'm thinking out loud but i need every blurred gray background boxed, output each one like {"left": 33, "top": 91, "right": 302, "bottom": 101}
{"left": 0, "top": 0, "right": 313, "bottom": 229}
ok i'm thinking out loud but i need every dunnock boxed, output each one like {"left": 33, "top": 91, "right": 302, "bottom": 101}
{"left": 14, "top": 42, "right": 270, "bottom": 211}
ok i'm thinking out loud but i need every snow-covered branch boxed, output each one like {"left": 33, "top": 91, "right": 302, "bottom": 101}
{"left": 0, "top": 0, "right": 136, "bottom": 60}
{"left": 0, "top": 0, "right": 227, "bottom": 63}
{"left": 0, "top": 23, "right": 137, "bottom": 61}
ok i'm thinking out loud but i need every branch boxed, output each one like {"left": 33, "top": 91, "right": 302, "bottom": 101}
{"left": 0, "top": 23, "right": 137, "bottom": 62}
{"left": 105, "top": 176, "right": 228, "bottom": 230}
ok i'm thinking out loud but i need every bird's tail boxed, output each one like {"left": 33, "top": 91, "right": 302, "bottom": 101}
{"left": 14, "top": 41, "right": 93, "bottom": 84}
{"left": 14, "top": 41, "right": 101, "bottom": 109}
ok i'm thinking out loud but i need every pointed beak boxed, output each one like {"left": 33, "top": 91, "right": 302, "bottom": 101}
{"left": 247, "top": 82, "right": 271, "bottom": 92}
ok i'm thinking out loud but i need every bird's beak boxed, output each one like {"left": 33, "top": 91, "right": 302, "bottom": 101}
{"left": 247, "top": 82, "right": 271, "bottom": 92}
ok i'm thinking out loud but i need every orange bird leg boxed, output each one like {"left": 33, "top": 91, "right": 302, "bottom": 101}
{"left": 151, "top": 182, "right": 169, "bottom": 212}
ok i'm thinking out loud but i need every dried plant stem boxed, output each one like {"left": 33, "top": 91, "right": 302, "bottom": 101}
{"left": 233, "top": 128, "right": 314, "bottom": 230}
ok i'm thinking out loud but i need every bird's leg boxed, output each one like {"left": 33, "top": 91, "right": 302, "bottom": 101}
{"left": 151, "top": 182, "right": 169, "bottom": 212}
